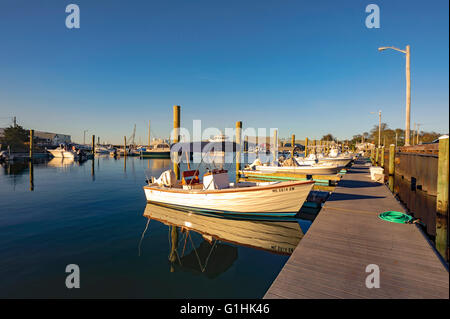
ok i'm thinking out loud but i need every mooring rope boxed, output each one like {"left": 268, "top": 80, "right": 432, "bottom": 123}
{"left": 138, "top": 218, "right": 151, "bottom": 256}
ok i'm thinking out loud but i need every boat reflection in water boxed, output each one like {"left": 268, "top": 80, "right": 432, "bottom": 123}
{"left": 47, "top": 158, "right": 76, "bottom": 168}
{"left": 141, "top": 203, "right": 308, "bottom": 277}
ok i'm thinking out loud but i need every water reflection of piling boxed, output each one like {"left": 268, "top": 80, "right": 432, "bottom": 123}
{"left": 29, "top": 161, "right": 34, "bottom": 191}
{"left": 91, "top": 158, "right": 95, "bottom": 181}
{"left": 169, "top": 226, "right": 179, "bottom": 272}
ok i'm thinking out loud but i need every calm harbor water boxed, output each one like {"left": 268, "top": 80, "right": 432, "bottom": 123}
{"left": 0, "top": 156, "right": 311, "bottom": 298}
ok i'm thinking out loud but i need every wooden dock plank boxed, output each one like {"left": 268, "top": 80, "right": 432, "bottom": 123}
{"left": 264, "top": 160, "right": 449, "bottom": 299}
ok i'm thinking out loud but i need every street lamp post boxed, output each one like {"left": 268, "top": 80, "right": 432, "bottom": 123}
{"left": 370, "top": 110, "right": 382, "bottom": 148}
{"left": 378, "top": 45, "right": 411, "bottom": 146}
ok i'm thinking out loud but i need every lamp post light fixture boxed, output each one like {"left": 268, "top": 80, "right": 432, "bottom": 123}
{"left": 378, "top": 45, "right": 411, "bottom": 146}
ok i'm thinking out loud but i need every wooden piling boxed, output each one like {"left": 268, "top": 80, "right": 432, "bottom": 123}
{"left": 273, "top": 129, "right": 278, "bottom": 162}
{"left": 436, "top": 136, "right": 449, "bottom": 261}
{"left": 304, "top": 137, "right": 308, "bottom": 158}
{"left": 381, "top": 146, "right": 385, "bottom": 168}
{"left": 291, "top": 134, "right": 295, "bottom": 157}
{"left": 236, "top": 121, "right": 242, "bottom": 182}
{"left": 29, "top": 129, "right": 34, "bottom": 160}
{"left": 173, "top": 105, "right": 180, "bottom": 180}
{"left": 388, "top": 144, "right": 395, "bottom": 192}
{"left": 124, "top": 136, "right": 127, "bottom": 157}
{"left": 92, "top": 135, "right": 95, "bottom": 155}
{"left": 375, "top": 147, "right": 379, "bottom": 166}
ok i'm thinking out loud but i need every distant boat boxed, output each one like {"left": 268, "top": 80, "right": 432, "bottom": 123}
{"left": 95, "top": 145, "right": 114, "bottom": 155}
{"left": 139, "top": 142, "right": 171, "bottom": 158}
{"left": 253, "top": 163, "right": 341, "bottom": 175}
{"left": 47, "top": 146, "right": 78, "bottom": 159}
{"left": 144, "top": 169, "right": 314, "bottom": 217}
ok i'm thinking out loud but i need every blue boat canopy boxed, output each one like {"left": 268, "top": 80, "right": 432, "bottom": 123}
{"left": 170, "top": 141, "right": 241, "bottom": 153}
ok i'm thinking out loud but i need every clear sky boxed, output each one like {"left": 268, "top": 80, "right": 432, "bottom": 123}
{"left": 0, "top": 0, "right": 448, "bottom": 144}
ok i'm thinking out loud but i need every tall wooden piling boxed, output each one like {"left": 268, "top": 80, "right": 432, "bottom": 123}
{"left": 291, "top": 134, "right": 295, "bottom": 157}
{"left": 375, "top": 147, "right": 379, "bottom": 166}
{"left": 173, "top": 105, "right": 181, "bottom": 180}
{"left": 273, "top": 129, "right": 278, "bottom": 162}
{"left": 92, "top": 135, "right": 95, "bottom": 155}
{"left": 244, "top": 135, "right": 248, "bottom": 152}
{"left": 236, "top": 121, "right": 242, "bottom": 182}
{"left": 304, "top": 137, "right": 308, "bottom": 158}
{"left": 388, "top": 144, "right": 395, "bottom": 192}
{"left": 29, "top": 129, "right": 34, "bottom": 160}
{"left": 124, "top": 136, "right": 127, "bottom": 157}
{"left": 436, "top": 136, "right": 449, "bottom": 261}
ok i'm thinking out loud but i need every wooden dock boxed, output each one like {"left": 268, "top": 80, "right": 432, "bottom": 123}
{"left": 264, "top": 160, "right": 449, "bottom": 299}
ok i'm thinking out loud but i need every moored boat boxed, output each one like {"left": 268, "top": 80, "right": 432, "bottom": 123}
{"left": 144, "top": 169, "right": 314, "bottom": 217}
{"left": 254, "top": 163, "right": 340, "bottom": 175}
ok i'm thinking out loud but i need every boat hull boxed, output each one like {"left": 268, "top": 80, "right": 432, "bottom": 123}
{"left": 143, "top": 181, "right": 314, "bottom": 216}
{"left": 140, "top": 151, "right": 171, "bottom": 158}
{"left": 48, "top": 149, "right": 77, "bottom": 159}
{"left": 317, "top": 158, "right": 352, "bottom": 167}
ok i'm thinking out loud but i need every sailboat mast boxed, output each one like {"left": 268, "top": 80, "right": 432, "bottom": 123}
{"left": 148, "top": 120, "right": 151, "bottom": 147}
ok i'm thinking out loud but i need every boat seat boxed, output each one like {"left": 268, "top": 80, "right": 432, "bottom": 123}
{"left": 182, "top": 170, "right": 200, "bottom": 185}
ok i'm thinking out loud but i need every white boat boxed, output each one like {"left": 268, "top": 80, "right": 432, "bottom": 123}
{"left": 306, "top": 152, "right": 352, "bottom": 167}
{"left": 144, "top": 169, "right": 314, "bottom": 217}
{"left": 95, "top": 145, "right": 113, "bottom": 154}
{"left": 47, "top": 146, "right": 78, "bottom": 159}
{"left": 254, "top": 163, "right": 340, "bottom": 175}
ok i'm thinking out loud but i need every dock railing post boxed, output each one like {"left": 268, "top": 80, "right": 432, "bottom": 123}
{"left": 436, "top": 136, "right": 449, "bottom": 261}
{"left": 388, "top": 144, "right": 395, "bottom": 192}
{"left": 173, "top": 105, "right": 180, "bottom": 180}
{"left": 236, "top": 121, "right": 242, "bottom": 183}
{"left": 29, "top": 129, "right": 34, "bottom": 160}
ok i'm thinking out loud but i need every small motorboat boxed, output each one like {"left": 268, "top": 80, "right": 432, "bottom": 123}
{"left": 246, "top": 158, "right": 341, "bottom": 175}
{"left": 144, "top": 169, "right": 314, "bottom": 217}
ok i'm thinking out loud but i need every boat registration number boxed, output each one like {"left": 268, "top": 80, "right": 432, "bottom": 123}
{"left": 272, "top": 187, "right": 295, "bottom": 193}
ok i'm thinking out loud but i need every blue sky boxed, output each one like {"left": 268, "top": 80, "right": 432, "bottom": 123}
{"left": 0, "top": 0, "right": 448, "bottom": 144}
